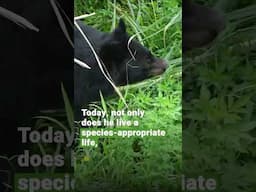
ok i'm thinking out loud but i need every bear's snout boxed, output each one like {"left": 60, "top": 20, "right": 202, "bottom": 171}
{"left": 150, "top": 59, "right": 168, "bottom": 76}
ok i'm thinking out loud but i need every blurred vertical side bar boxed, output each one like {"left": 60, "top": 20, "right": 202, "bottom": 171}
{"left": 0, "top": 0, "right": 74, "bottom": 191}
{"left": 183, "top": 0, "right": 256, "bottom": 191}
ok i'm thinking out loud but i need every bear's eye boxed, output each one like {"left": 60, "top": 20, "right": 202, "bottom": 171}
{"left": 146, "top": 53, "right": 153, "bottom": 62}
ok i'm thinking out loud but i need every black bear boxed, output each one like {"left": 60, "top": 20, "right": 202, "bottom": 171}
{"left": 183, "top": 0, "right": 226, "bottom": 51}
{"left": 74, "top": 19, "right": 167, "bottom": 120}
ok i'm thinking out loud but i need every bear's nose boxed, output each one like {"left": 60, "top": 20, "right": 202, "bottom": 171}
{"left": 162, "top": 60, "right": 168, "bottom": 71}
{"left": 150, "top": 59, "right": 168, "bottom": 76}
{"left": 158, "top": 59, "right": 168, "bottom": 72}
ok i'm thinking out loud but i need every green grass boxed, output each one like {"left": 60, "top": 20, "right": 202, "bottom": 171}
{"left": 75, "top": 0, "right": 181, "bottom": 191}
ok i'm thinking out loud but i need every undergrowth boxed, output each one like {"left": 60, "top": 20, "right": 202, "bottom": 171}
{"left": 183, "top": 1, "right": 256, "bottom": 191}
{"left": 75, "top": 0, "right": 182, "bottom": 191}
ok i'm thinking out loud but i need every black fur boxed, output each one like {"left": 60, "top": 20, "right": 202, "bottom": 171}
{"left": 183, "top": 0, "right": 225, "bottom": 51}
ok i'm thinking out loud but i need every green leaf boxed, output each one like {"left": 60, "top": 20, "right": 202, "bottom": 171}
{"left": 231, "top": 94, "right": 252, "bottom": 111}
{"left": 61, "top": 83, "right": 74, "bottom": 131}
{"left": 200, "top": 85, "right": 210, "bottom": 101}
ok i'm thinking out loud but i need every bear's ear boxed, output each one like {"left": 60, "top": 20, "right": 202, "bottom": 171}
{"left": 116, "top": 19, "right": 126, "bottom": 33}
{"left": 112, "top": 19, "right": 128, "bottom": 42}
{"left": 99, "top": 19, "right": 128, "bottom": 68}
